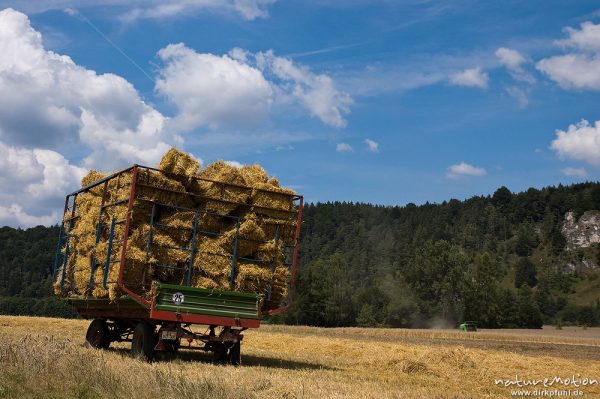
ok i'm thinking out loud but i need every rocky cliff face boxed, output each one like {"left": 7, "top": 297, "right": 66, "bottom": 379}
{"left": 563, "top": 211, "right": 600, "bottom": 250}
{"left": 563, "top": 211, "right": 600, "bottom": 272}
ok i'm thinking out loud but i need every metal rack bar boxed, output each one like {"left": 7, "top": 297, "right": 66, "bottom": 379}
{"left": 155, "top": 264, "right": 184, "bottom": 271}
{"left": 152, "top": 243, "right": 193, "bottom": 251}
{"left": 230, "top": 219, "right": 241, "bottom": 287}
{"left": 89, "top": 179, "right": 110, "bottom": 289}
{"left": 142, "top": 202, "right": 157, "bottom": 284}
{"left": 267, "top": 225, "right": 280, "bottom": 300}
{"left": 60, "top": 194, "right": 77, "bottom": 290}
{"left": 102, "top": 216, "right": 116, "bottom": 288}
{"left": 187, "top": 210, "right": 200, "bottom": 286}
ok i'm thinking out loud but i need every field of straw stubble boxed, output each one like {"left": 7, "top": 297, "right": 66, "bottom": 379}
{"left": 0, "top": 316, "right": 599, "bottom": 398}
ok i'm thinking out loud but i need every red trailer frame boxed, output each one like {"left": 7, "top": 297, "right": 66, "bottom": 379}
{"left": 53, "top": 164, "right": 303, "bottom": 362}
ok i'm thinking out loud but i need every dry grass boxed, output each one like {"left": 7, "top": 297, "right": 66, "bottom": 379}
{"left": 1, "top": 316, "right": 599, "bottom": 398}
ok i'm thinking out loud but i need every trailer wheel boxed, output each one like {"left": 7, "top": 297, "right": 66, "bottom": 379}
{"left": 85, "top": 319, "right": 111, "bottom": 349}
{"left": 213, "top": 344, "right": 228, "bottom": 362}
{"left": 131, "top": 322, "right": 156, "bottom": 361}
{"left": 227, "top": 341, "right": 241, "bottom": 366}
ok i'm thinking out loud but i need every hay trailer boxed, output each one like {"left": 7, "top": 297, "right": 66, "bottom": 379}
{"left": 53, "top": 164, "right": 303, "bottom": 364}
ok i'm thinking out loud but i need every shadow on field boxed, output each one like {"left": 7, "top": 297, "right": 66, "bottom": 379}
{"left": 238, "top": 354, "right": 335, "bottom": 370}
{"left": 104, "top": 347, "right": 334, "bottom": 370}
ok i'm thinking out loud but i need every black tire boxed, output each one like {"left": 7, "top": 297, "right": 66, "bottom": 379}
{"left": 131, "top": 322, "right": 156, "bottom": 361}
{"left": 227, "top": 341, "right": 241, "bottom": 366}
{"left": 213, "top": 343, "right": 228, "bottom": 362}
{"left": 85, "top": 319, "right": 111, "bottom": 349}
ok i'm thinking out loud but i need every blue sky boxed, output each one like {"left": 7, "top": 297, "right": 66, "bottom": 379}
{"left": 0, "top": 0, "right": 599, "bottom": 226}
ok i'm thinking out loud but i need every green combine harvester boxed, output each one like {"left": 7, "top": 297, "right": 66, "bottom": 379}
{"left": 458, "top": 321, "right": 478, "bottom": 332}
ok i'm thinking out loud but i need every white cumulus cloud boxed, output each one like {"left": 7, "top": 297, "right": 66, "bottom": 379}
{"left": 448, "top": 67, "right": 489, "bottom": 89}
{"left": 157, "top": 46, "right": 351, "bottom": 131}
{"left": 336, "top": 143, "right": 353, "bottom": 152}
{"left": 551, "top": 119, "right": 600, "bottom": 167}
{"left": 556, "top": 21, "right": 600, "bottom": 53}
{"left": 156, "top": 43, "right": 273, "bottom": 131}
{"left": 0, "top": 8, "right": 348, "bottom": 226}
{"left": 122, "top": 0, "right": 276, "bottom": 21}
{"left": 496, "top": 47, "right": 526, "bottom": 70}
{"left": 446, "top": 162, "right": 486, "bottom": 179}
{"left": 364, "top": 139, "right": 379, "bottom": 153}
{"left": 561, "top": 167, "right": 587, "bottom": 178}
{"left": 224, "top": 160, "right": 243, "bottom": 168}
{"left": 0, "top": 141, "right": 86, "bottom": 227}
{"left": 0, "top": 8, "right": 176, "bottom": 170}
{"left": 537, "top": 54, "right": 600, "bottom": 90}
{"left": 537, "top": 21, "right": 600, "bottom": 90}
{"left": 5, "top": 1, "right": 277, "bottom": 22}
{"left": 0, "top": 8, "right": 182, "bottom": 226}
{"left": 495, "top": 47, "right": 535, "bottom": 84}
{"left": 506, "top": 86, "right": 529, "bottom": 108}
{"left": 253, "top": 50, "right": 353, "bottom": 128}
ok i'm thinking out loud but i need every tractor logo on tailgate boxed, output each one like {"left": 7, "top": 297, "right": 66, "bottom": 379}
{"left": 172, "top": 292, "right": 185, "bottom": 305}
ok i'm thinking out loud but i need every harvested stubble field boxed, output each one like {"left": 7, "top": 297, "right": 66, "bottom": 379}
{"left": 1, "top": 316, "right": 599, "bottom": 399}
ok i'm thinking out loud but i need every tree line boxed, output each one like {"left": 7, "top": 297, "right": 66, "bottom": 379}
{"left": 277, "top": 183, "right": 600, "bottom": 328}
{"left": 1, "top": 183, "right": 600, "bottom": 327}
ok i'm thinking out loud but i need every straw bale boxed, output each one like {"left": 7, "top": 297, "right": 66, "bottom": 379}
{"left": 102, "top": 170, "right": 133, "bottom": 203}
{"left": 263, "top": 265, "right": 290, "bottom": 309}
{"left": 137, "top": 169, "right": 194, "bottom": 208}
{"left": 240, "top": 164, "right": 269, "bottom": 185}
{"left": 235, "top": 262, "right": 272, "bottom": 293}
{"left": 235, "top": 164, "right": 296, "bottom": 217}
{"left": 254, "top": 239, "right": 282, "bottom": 261}
{"left": 120, "top": 259, "right": 147, "bottom": 296}
{"left": 193, "top": 161, "right": 251, "bottom": 214}
{"left": 69, "top": 194, "right": 103, "bottom": 256}
{"left": 158, "top": 147, "right": 201, "bottom": 177}
{"left": 191, "top": 274, "right": 229, "bottom": 290}
{"left": 89, "top": 262, "right": 110, "bottom": 298}
{"left": 108, "top": 284, "right": 119, "bottom": 301}
{"left": 151, "top": 232, "right": 191, "bottom": 263}
{"left": 161, "top": 210, "right": 196, "bottom": 229}
{"left": 251, "top": 182, "right": 295, "bottom": 216}
{"left": 154, "top": 210, "right": 196, "bottom": 243}
{"left": 190, "top": 276, "right": 221, "bottom": 290}
{"left": 72, "top": 254, "right": 93, "bottom": 295}
{"left": 128, "top": 229, "right": 191, "bottom": 282}
{"left": 126, "top": 225, "right": 151, "bottom": 252}
{"left": 92, "top": 284, "right": 108, "bottom": 299}
{"left": 194, "top": 251, "right": 231, "bottom": 278}
{"left": 53, "top": 255, "right": 75, "bottom": 297}
{"left": 260, "top": 218, "right": 297, "bottom": 242}
{"left": 95, "top": 240, "right": 123, "bottom": 267}
{"left": 74, "top": 192, "right": 102, "bottom": 219}
{"left": 194, "top": 255, "right": 229, "bottom": 278}
{"left": 193, "top": 237, "right": 231, "bottom": 278}
{"left": 58, "top": 147, "right": 296, "bottom": 309}
{"left": 52, "top": 282, "right": 63, "bottom": 297}
{"left": 217, "top": 216, "right": 266, "bottom": 258}
{"left": 198, "top": 211, "right": 234, "bottom": 236}
{"left": 196, "top": 234, "right": 225, "bottom": 254}
{"left": 81, "top": 170, "right": 108, "bottom": 187}
{"left": 80, "top": 170, "right": 108, "bottom": 197}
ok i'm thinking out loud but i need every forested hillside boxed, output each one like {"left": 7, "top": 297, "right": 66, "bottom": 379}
{"left": 0, "top": 226, "right": 76, "bottom": 317}
{"left": 1, "top": 183, "right": 600, "bottom": 327}
{"left": 281, "top": 183, "right": 600, "bottom": 328}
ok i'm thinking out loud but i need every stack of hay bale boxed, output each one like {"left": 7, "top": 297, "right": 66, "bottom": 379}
{"left": 54, "top": 148, "right": 297, "bottom": 311}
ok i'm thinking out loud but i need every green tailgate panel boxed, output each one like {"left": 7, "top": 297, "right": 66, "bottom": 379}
{"left": 154, "top": 283, "right": 261, "bottom": 319}
{"left": 68, "top": 295, "right": 148, "bottom": 311}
